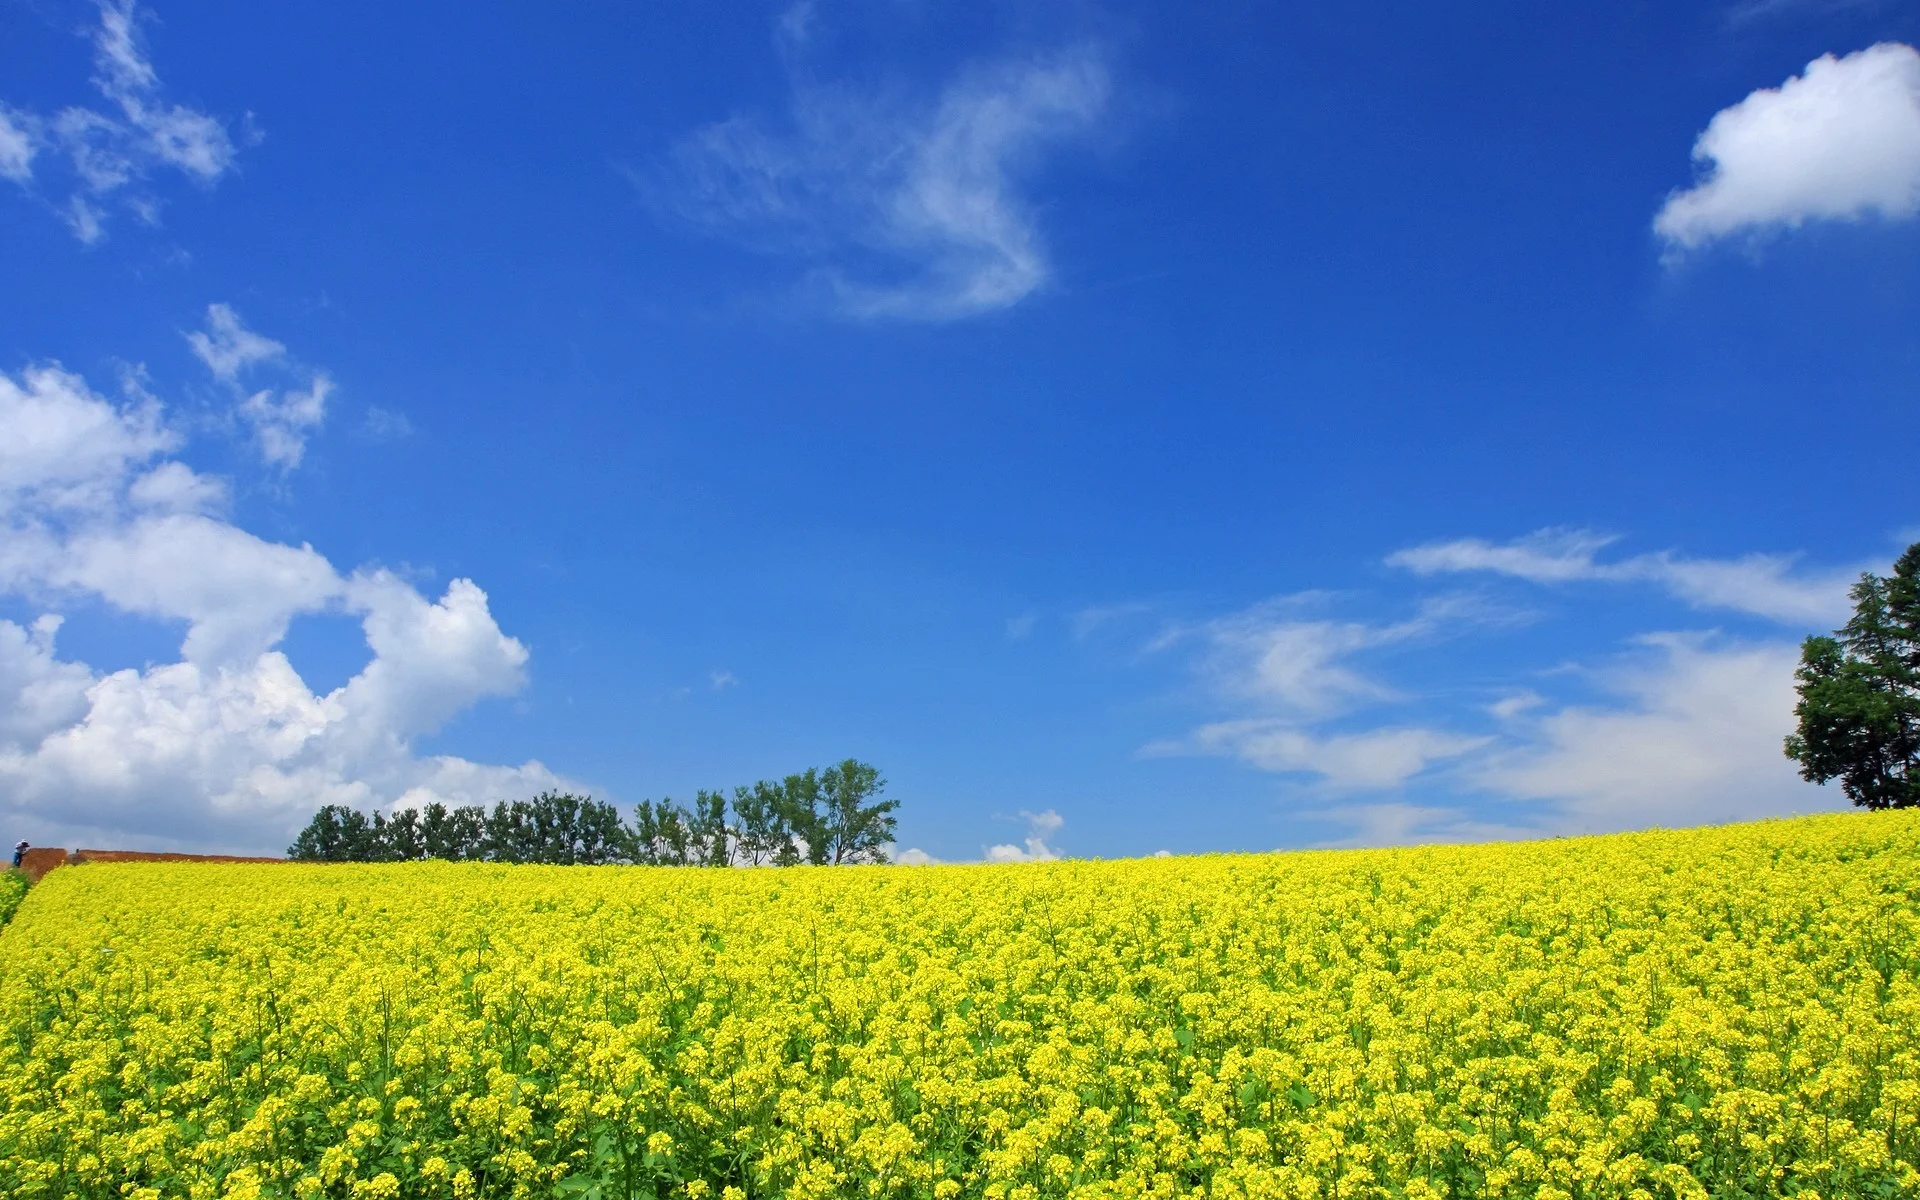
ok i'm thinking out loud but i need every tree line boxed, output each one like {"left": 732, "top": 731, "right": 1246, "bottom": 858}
{"left": 287, "top": 759, "right": 901, "bottom": 865}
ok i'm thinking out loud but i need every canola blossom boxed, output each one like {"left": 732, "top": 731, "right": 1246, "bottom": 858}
{"left": 1, "top": 813, "right": 1918, "bottom": 1200}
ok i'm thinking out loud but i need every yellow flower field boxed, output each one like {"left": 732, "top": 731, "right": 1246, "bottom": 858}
{"left": 2, "top": 812, "right": 1918, "bottom": 1200}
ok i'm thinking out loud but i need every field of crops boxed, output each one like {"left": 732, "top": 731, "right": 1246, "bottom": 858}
{"left": 2, "top": 814, "right": 1918, "bottom": 1200}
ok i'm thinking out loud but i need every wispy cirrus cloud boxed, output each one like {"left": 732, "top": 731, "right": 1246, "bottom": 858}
{"left": 1159, "top": 591, "right": 1520, "bottom": 718}
{"left": 1654, "top": 43, "right": 1920, "bottom": 253}
{"left": 1124, "top": 530, "right": 1860, "bottom": 838}
{"left": 1387, "top": 527, "right": 1858, "bottom": 625}
{"left": 1, "top": 1, "right": 244, "bottom": 243}
{"left": 0, "top": 108, "right": 35, "bottom": 183}
{"left": 186, "top": 304, "right": 331, "bottom": 470}
{"left": 663, "top": 6, "right": 1112, "bottom": 321}
{"left": 1176, "top": 721, "right": 1491, "bottom": 792}
{"left": 1141, "top": 592, "right": 1511, "bottom": 791}
{"left": 1723, "top": 0, "right": 1894, "bottom": 29}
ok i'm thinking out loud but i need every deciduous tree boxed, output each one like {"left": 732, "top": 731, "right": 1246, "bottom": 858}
{"left": 1785, "top": 542, "right": 1920, "bottom": 809}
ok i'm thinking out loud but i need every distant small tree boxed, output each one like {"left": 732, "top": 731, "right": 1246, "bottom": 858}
{"left": 1785, "top": 542, "right": 1920, "bottom": 809}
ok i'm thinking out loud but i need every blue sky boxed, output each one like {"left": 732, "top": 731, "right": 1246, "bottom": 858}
{"left": 2, "top": 0, "right": 1917, "bottom": 859}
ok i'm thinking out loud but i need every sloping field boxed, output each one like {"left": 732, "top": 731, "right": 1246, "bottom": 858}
{"left": 2, "top": 814, "right": 1917, "bottom": 1200}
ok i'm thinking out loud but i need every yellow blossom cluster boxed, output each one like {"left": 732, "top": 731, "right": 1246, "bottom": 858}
{"left": 2, "top": 811, "right": 1918, "bottom": 1199}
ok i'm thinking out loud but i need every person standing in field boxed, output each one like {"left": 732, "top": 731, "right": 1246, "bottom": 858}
{"left": 11, "top": 841, "right": 25, "bottom": 869}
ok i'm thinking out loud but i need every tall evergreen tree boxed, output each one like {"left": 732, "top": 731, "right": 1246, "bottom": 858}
{"left": 1785, "top": 542, "right": 1920, "bottom": 809}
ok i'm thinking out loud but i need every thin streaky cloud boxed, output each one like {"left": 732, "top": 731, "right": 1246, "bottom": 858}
{"left": 1301, "top": 802, "right": 1535, "bottom": 849}
{"left": 1177, "top": 720, "right": 1491, "bottom": 792}
{"left": 1388, "top": 527, "right": 1858, "bottom": 625}
{"left": 1724, "top": 0, "right": 1890, "bottom": 28}
{"left": 1173, "top": 591, "right": 1520, "bottom": 718}
{"left": 1071, "top": 600, "right": 1154, "bottom": 641}
{"left": 1138, "top": 591, "right": 1511, "bottom": 791}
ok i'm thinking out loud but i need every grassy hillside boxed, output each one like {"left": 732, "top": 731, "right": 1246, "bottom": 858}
{"left": 2, "top": 813, "right": 1917, "bottom": 1199}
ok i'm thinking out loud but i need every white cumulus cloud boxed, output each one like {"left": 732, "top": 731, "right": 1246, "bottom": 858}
{"left": 0, "top": 365, "right": 176, "bottom": 515}
{"left": 667, "top": 12, "right": 1110, "bottom": 321}
{"left": 986, "top": 808, "right": 1064, "bottom": 862}
{"left": 0, "top": 355, "right": 565, "bottom": 854}
{"left": 1655, "top": 42, "right": 1920, "bottom": 251}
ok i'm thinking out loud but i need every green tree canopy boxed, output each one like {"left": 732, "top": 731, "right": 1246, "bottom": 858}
{"left": 1784, "top": 542, "right": 1920, "bottom": 810}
